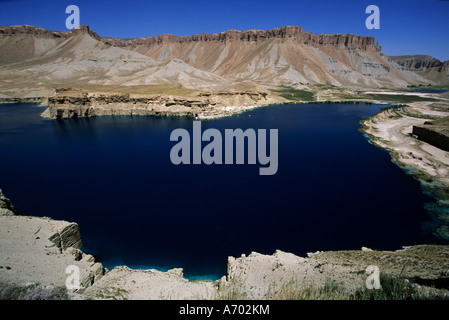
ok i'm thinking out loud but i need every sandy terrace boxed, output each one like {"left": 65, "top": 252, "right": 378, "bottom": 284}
{"left": 362, "top": 101, "right": 449, "bottom": 186}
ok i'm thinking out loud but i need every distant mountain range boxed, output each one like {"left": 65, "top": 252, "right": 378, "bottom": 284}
{"left": 0, "top": 24, "right": 447, "bottom": 97}
{"left": 390, "top": 55, "right": 449, "bottom": 85}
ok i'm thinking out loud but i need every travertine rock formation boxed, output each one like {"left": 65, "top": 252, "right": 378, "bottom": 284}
{"left": 41, "top": 89, "right": 286, "bottom": 119}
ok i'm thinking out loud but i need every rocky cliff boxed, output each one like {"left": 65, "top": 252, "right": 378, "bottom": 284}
{"left": 0, "top": 24, "right": 431, "bottom": 93}
{"left": 41, "top": 89, "right": 286, "bottom": 119}
{"left": 0, "top": 189, "right": 16, "bottom": 216}
{"left": 390, "top": 55, "right": 442, "bottom": 70}
{"left": 0, "top": 189, "right": 105, "bottom": 291}
{"left": 102, "top": 25, "right": 426, "bottom": 88}
{"left": 0, "top": 24, "right": 98, "bottom": 39}
{"left": 0, "top": 25, "right": 99, "bottom": 64}
{"left": 390, "top": 55, "right": 449, "bottom": 84}
{"left": 103, "top": 26, "right": 381, "bottom": 51}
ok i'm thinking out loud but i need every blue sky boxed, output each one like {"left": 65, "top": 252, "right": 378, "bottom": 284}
{"left": 1, "top": 0, "right": 448, "bottom": 61}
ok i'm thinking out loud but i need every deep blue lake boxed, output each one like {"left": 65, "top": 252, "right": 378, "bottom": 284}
{"left": 0, "top": 103, "right": 442, "bottom": 279}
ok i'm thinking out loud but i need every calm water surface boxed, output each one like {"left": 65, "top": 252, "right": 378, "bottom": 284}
{"left": 0, "top": 103, "right": 442, "bottom": 278}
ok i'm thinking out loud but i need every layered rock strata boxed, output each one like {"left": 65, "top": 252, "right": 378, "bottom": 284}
{"left": 0, "top": 190, "right": 105, "bottom": 290}
{"left": 41, "top": 90, "right": 286, "bottom": 119}
{"left": 103, "top": 26, "right": 381, "bottom": 51}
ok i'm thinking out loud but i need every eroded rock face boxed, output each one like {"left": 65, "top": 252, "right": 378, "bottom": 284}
{"left": 0, "top": 189, "right": 16, "bottom": 216}
{"left": 83, "top": 266, "right": 215, "bottom": 300}
{"left": 41, "top": 90, "right": 285, "bottom": 120}
{"left": 101, "top": 26, "right": 406, "bottom": 88}
{"left": 103, "top": 26, "right": 381, "bottom": 51}
{"left": 222, "top": 246, "right": 449, "bottom": 299}
{"left": 0, "top": 189, "right": 104, "bottom": 290}
{"left": 0, "top": 24, "right": 429, "bottom": 91}
{"left": 0, "top": 25, "right": 98, "bottom": 65}
{"left": 48, "top": 223, "right": 83, "bottom": 251}
{"left": 391, "top": 55, "right": 444, "bottom": 70}
{"left": 390, "top": 55, "right": 449, "bottom": 84}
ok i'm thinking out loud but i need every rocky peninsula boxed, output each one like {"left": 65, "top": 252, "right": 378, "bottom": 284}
{"left": 360, "top": 94, "right": 449, "bottom": 240}
{"left": 39, "top": 87, "right": 287, "bottom": 120}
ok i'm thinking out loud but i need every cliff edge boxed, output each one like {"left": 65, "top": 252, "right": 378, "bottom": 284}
{"left": 1, "top": 189, "right": 449, "bottom": 300}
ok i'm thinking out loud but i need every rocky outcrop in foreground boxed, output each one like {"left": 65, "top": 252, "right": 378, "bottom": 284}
{"left": 0, "top": 189, "right": 16, "bottom": 216}
{"left": 1, "top": 188, "right": 449, "bottom": 300}
{"left": 222, "top": 246, "right": 449, "bottom": 299}
{"left": 0, "top": 190, "right": 104, "bottom": 291}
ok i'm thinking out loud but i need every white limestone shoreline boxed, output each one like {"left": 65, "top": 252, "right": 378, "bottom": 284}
{"left": 360, "top": 99, "right": 449, "bottom": 240}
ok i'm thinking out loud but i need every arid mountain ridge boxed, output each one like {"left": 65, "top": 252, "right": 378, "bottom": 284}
{"left": 390, "top": 55, "right": 449, "bottom": 85}
{"left": 102, "top": 25, "right": 381, "bottom": 50}
{"left": 1, "top": 24, "right": 445, "bottom": 95}
{"left": 1, "top": 24, "right": 381, "bottom": 51}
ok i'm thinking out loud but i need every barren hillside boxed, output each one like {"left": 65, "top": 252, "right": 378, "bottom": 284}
{"left": 0, "top": 24, "right": 436, "bottom": 99}
{"left": 102, "top": 25, "right": 430, "bottom": 88}
{"left": 390, "top": 55, "right": 449, "bottom": 85}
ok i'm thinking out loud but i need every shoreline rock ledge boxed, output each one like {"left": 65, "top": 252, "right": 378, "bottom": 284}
{"left": 0, "top": 189, "right": 105, "bottom": 292}
{"left": 1, "top": 188, "right": 449, "bottom": 300}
